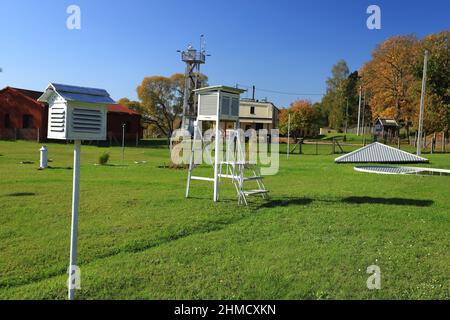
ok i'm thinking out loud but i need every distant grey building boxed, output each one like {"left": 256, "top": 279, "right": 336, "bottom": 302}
{"left": 218, "top": 99, "right": 279, "bottom": 131}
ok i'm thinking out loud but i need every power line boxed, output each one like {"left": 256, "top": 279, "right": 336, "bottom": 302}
{"left": 236, "top": 83, "right": 325, "bottom": 96}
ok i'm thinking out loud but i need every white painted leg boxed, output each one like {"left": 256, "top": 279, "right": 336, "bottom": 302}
{"left": 213, "top": 119, "right": 220, "bottom": 202}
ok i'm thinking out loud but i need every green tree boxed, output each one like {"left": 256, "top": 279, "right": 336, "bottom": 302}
{"left": 136, "top": 75, "right": 183, "bottom": 140}
{"left": 414, "top": 31, "right": 450, "bottom": 133}
{"left": 342, "top": 71, "right": 361, "bottom": 129}
{"left": 321, "top": 59, "right": 353, "bottom": 129}
{"left": 136, "top": 73, "right": 208, "bottom": 140}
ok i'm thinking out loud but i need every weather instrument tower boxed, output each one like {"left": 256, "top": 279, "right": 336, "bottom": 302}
{"left": 185, "top": 85, "right": 269, "bottom": 205}
{"left": 178, "top": 35, "right": 209, "bottom": 132}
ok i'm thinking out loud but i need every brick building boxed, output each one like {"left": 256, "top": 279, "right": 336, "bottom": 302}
{"left": 106, "top": 104, "right": 143, "bottom": 144}
{"left": 0, "top": 87, "right": 47, "bottom": 141}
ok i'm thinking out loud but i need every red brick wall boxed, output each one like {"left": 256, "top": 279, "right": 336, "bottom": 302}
{"left": 0, "top": 88, "right": 47, "bottom": 141}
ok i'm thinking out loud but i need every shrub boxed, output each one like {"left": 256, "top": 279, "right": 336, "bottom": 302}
{"left": 98, "top": 152, "right": 110, "bottom": 165}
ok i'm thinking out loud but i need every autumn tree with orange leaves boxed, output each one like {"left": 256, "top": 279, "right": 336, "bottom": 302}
{"left": 279, "top": 100, "right": 318, "bottom": 139}
{"left": 360, "top": 31, "right": 449, "bottom": 136}
{"left": 359, "top": 35, "right": 419, "bottom": 135}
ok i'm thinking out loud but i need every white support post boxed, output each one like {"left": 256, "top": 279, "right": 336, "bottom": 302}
{"left": 186, "top": 122, "right": 198, "bottom": 198}
{"left": 287, "top": 113, "right": 290, "bottom": 159}
{"left": 68, "top": 140, "right": 81, "bottom": 300}
{"left": 213, "top": 117, "right": 220, "bottom": 202}
{"left": 213, "top": 91, "right": 221, "bottom": 202}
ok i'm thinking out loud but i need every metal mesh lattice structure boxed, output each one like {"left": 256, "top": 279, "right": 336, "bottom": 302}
{"left": 354, "top": 166, "right": 450, "bottom": 176}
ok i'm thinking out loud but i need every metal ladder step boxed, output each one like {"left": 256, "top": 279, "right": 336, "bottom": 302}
{"left": 220, "top": 161, "right": 256, "bottom": 165}
{"left": 243, "top": 189, "right": 269, "bottom": 196}
{"left": 218, "top": 174, "right": 263, "bottom": 181}
{"left": 243, "top": 176, "right": 264, "bottom": 181}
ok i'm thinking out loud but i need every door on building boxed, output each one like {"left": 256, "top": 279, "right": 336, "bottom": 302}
{"left": 22, "top": 114, "right": 33, "bottom": 128}
{"left": 4, "top": 114, "right": 11, "bottom": 128}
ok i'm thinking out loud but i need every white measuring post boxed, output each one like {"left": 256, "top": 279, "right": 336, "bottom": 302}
{"left": 68, "top": 140, "right": 81, "bottom": 300}
{"left": 417, "top": 50, "right": 428, "bottom": 156}
{"left": 122, "top": 123, "right": 126, "bottom": 162}
{"left": 38, "top": 83, "right": 114, "bottom": 300}
{"left": 39, "top": 145, "right": 48, "bottom": 169}
{"left": 288, "top": 113, "right": 291, "bottom": 158}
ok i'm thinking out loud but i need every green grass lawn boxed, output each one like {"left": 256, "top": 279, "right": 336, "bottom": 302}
{"left": 0, "top": 140, "right": 449, "bottom": 299}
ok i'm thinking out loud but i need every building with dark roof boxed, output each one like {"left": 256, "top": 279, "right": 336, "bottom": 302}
{"left": 374, "top": 118, "right": 400, "bottom": 141}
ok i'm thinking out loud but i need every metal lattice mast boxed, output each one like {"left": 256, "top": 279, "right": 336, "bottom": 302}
{"left": 178, "top": 36, "right": 209, "bottom": 132}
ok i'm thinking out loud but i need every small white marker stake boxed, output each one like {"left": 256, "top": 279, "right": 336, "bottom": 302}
{"left": 287, "top": 113, "right": 290, "bottom": 159}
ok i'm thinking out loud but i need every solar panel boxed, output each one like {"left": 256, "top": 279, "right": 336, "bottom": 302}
{"left": 52, "top": 83, "right": 109, "bottom": 97}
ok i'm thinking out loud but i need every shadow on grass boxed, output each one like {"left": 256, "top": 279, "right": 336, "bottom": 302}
{"left": 342, "top": 196, "right": 433, "bottom": 207}
{"left": 47, "top": 166, "right": 72, "bottom": 170}
{"left": 187, "top": 196, "right": 237, "bottom": 203}
{"left": 258, "top": 197, "right": 313, "bottom": 208}
{"left": 5, "top": 192, "right": 36, "bottom": 197}
{"left": 96, "top": 164, "right": 129, "bottom": 167}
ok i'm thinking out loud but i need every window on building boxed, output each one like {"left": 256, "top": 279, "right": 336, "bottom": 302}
{"left": 4, "top": 114, "right": 11, "bottom": 128}
{"left": 250, "top": 106, "right": 255, "bottom": 115}
{"left": 22, "top": 114, "right": 33, "bottom": 128}
{"left": 256, "top": 123, "right": 264, "bottom": 130}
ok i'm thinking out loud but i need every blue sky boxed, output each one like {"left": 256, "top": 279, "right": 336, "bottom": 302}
{"left": 0, "top": 0, "right": 448, "bottom": 107}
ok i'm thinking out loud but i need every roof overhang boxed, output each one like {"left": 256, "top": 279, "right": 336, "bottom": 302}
{"left": 193, "top": 85, "right": 246, "bottom": 95}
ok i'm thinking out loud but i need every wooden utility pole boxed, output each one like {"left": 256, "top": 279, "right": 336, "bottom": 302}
{"left": 357, "top": 86, "right": 362, "bottom": 136}
{"left": 344, "top": 98, "right": 349, "bottom": 134}
{"left": 361, "top": 89, "right": 366, "bottom": 136}
{"left": 442, "top": 132, "right": 446, "bottom": 153}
